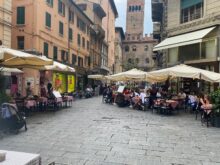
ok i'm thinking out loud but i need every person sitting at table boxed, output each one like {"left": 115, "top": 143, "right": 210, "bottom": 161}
{"left": 139, "top": 89, "right": 146, "bottom": 105}
{"left": 26, "top": 82, "right": 33, "bottom": 98}
{"left": 188, "top": 93, "right": 198, "bottom": 111}
{"left": 178, "top": 89, "right": 186, "bottom": 99}
{"left": 156, "top": 88, "right": 162, "bottom": 98}
{"left": 199, "top": 93, "right": 212, "bottom": 120}
{"left": 40, "top": 82, "right": 47, "bottom": 97}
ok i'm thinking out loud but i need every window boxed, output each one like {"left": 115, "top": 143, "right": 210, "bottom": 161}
{"left": 58, "top": 0, "right": 65, "bottom": 16}
{"left": 77, "top": 34, "right": 81, "bottom": 46}
{"left": 132, "top": 45, "right": 136, "bottom": 51}
{"left": 128, "top": 58, "right": 132, "bottom": 63}
{"left": 82, "top": 37, "right": 85, "bottom": 48}
{"left": 135, "top": 6, "right": 138, "bottom": 11}
{"left": 180, "top": 0, "right": 203, "bottom": 23}
{"left": 45, "top": 12, "right": 51, "bottom": 28}
{"left": 17, "top": 7, "right": 25, "bottom": 25}
{"left": 145, "top": 45, "right": 148, "bottom": 51}
{"left": 139, "top": 6, "right": 141, "bottom": 11}
{"left": 78, "top": 56, "right": 83, "bottom": 67}
{"left": 59, "top": 21, "right": 64, "bottom": 36}
{"left": 53, "top": 46, "right": 58, "bottom": 60}
{"left": 77, "top": 17, "right": 86, "bottom": 32}
{"left": 125, "top": 45, "right": 129, "bottom": 52}
{"left": 69, "top": 28, "right": 73, "bottom": 41}
{"left": 87, "top": 41, "right": 90, "bottom": 50}
{"left": 17, "top": 36, "right": 24, "bottom": 50}
{"left": 61, "top": 50, "right": 68, "bottom": 63}
{"left": 72, "top": 54, "right": 77, "bottom": 65}
{"left": 43, "top": 42, "right": 49, "bottom": 57}
{"left": 145, "top": 58, "right": 149, "bottom": 63}
{"left": 129, "top": 6, "right": 132, "bottom": 12}
{"left": 69, "top": 10, "right": 74, "bottom": 23}
{"left": 132, "top": 6, "right": 135, "bottom": 12}
{"left": 46, "top": 0, "right": 53, "bottom": 7}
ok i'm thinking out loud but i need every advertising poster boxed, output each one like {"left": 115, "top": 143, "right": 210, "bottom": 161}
{"left": 67, "top": 75, "right": 75, "bottom": 93}
{"left": 53, "top": 73, "right": 67, "bottom": 93}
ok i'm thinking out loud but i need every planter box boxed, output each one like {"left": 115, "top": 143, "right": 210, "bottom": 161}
{"left": 212, "top": 116, "right": 220, "bottom": 128}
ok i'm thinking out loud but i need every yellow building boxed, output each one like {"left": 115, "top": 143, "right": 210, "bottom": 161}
{"left": 12, "top": 0, "right": 93, "bottom": 90}
{"left": 0, "top": 0, "right": 12, "bottom": 47}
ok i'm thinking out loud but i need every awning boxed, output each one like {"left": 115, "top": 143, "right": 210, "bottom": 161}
{"left": 153, "top": 27, "right": 216, "bottom": 51}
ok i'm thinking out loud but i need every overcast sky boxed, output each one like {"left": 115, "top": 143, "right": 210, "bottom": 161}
{"left": 114, "top": 0, "right": 153, "bottom": 35}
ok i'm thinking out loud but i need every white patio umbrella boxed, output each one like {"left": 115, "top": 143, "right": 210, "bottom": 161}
{"left": 107, "top": 68, "right": 146, "bottom": 81}
{"left": 107, "top": 68, "right": 167, "bottom": 82}
{"left": 0, "top": 47, "right": 53, "bottom": 67}
{"left": 43, "top": 61, "right": 75, "bottom": 73}
{"left": 88, "top": 74, "right": 106, "bottom": 80}
{"left": 148, "top": 64, "right": 220, "bottom": 83}
{"left": 0, "top": 67, "right": 23, "bottom": 74}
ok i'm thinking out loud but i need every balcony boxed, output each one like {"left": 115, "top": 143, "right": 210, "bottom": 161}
{"left": 91, "top": 24, "right": 105, "bottom": 39}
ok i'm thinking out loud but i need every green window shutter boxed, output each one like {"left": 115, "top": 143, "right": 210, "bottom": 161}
{"left": 44, "top": 42, "right": 49, "bottom": 57}
{"left": 69, "top": 28, "right": 73, "bottom": 41}
{"left": 45, "top": 12, "right": 51, "bottom": 28}
{"left": 51, "top": 0, "right": 53, "bottom": 7}
{"left": 181, "top": 0, "right": 203, "bottom": 9}
{"left": 53, "top": 46, "right": 58, "bottom": 60}
{"left": 77, "top": 34, "right": 81, "bottom": 46}
{"left": 58, "top": 0, "right": 62, "bottom": 13}
{"left": 46, "top": 0, "right": 53, "bottom": 7}
{"left": 59, "top": 21, "right": 63, "bottom": 35}
{"left": 17, "top": 7, "right": 25, "bottom": 24}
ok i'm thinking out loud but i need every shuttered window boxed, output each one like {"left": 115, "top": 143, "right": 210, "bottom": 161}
{"left": 17, "top": 7, "right": 25, "bottom": 24}
{"left": 45, "top": 12, "right": 51, "bottom": 28}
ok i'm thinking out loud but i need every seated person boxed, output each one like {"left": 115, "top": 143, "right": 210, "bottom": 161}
{"left": 40, "top": 82, "right": 47, "bottom": 97}
{"left": 139, "top": 89, "right": 146, "bottom": 105}
{"left": 178, "top": 89, "right": 186, "bottom": 99}
{"left": 188, "top": 93, "right": 198, "bottom": 110}
{"left": 200, "top": 94, "right": 212, "bottom": 117}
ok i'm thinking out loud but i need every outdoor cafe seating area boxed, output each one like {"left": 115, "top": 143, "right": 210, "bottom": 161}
{"left": 14, "top": 92, "right": 74, "bottom": 116}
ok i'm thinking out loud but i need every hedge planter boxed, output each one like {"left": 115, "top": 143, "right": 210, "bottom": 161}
{"left": 212, "top": 116, "right": 220, "bottom": 128}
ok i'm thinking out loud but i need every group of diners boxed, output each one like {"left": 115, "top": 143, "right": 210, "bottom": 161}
{"left": 103, "top": 85, "right": 213, "bottom": 125}
{"left": 10, "top": 81, "right": 73, "bottom": 117}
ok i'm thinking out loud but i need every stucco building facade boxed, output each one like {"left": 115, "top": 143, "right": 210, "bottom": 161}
{"left": 75, "top": 0, "right": 109, "bottom": 75}
{"left": 79, "top": 0, "right": 118, "bottom": 73}
{"left": 123, "top": 0, "right": 157, "bottom": 71}
{"left": 115, "top": 27, "right": 125, "bottom": 74}
{"left": 152, "top": 0, "right": 220, "bottom": 93}
{"left": 0, "top": 0, "right": 12, "bottom": 47}
{"left": 12, "top": 0, "right": 93, "bottom": 90}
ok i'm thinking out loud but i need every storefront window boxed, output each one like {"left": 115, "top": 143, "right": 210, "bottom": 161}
{"left": 201, "top": 40, "right": 216, "bottom": 59}
{"left": 179, "top": 43, "right": 200, "bottom": 61}
{"left": 168, "top": 48, "right": 178, "bottom": 64}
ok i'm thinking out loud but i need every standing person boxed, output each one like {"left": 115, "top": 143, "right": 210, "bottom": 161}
{"left": 47, "top": 82, "right": 54, "bottom": 98}
{"left": 139, "top": 89, "right": 146, "bottom": 105}
{"left": 26, "top": 82, "right": 33, "bottom": 98}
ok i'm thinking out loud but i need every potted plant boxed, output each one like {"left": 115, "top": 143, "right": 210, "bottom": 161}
{"left": 210, "top": 89, "right": 220, "bottom": 127}
{"left": 0, "top": 75, "right": 12, "bottom": 105}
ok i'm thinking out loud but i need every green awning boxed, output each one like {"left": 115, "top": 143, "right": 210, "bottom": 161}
{"left": 181, "top": 0, "right": 203, "bottom": 9}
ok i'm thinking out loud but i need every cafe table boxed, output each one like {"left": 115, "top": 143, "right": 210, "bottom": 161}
{"left": 0, "top": 150, "right": 41, "bottom": 165}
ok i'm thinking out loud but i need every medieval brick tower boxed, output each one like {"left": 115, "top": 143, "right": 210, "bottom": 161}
{"left": 123, "top": 0, "right": 157, "bottom": 71}
{"left": 126, "top": 0, "right": 145, "bottom": 37}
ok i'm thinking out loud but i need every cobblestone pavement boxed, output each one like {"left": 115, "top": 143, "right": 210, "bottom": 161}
{"left": 1, "top": 97, "right": 220, "bottom": 165}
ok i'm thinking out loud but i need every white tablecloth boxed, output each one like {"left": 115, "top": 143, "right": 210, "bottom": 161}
{"left": 0, "top": 150, "right": 41, "bottom": 165}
